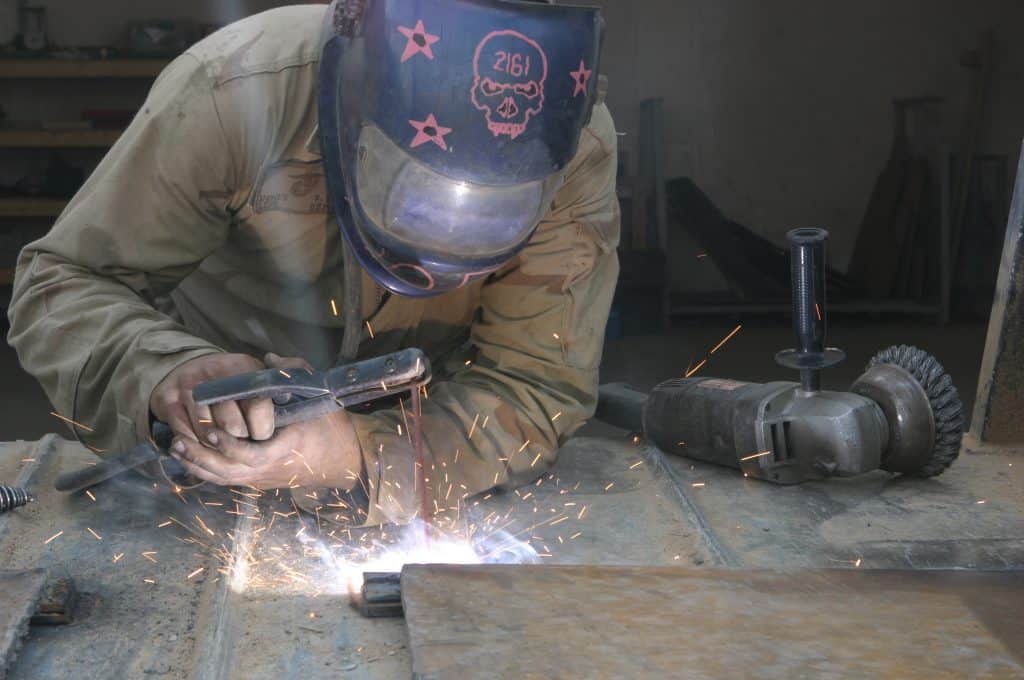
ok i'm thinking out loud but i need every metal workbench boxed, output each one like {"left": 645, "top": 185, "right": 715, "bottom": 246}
{"left": 1, "top": 429, "right": 1022, "bottom": 678}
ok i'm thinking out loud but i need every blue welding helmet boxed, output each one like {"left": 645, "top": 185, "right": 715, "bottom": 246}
{"left": 319, "top": 0, "right": 604, "bottom": 297}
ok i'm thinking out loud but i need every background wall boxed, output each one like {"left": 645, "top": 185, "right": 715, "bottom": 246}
{"left": 595, "top": 0, "right": 1024, "bottom": 290}
{"left": 5, "top": 0, "right": 1023, "bottom": 291}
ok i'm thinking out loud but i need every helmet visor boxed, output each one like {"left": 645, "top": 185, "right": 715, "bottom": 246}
{"left": 348, "top": 123, "right": 562, "bottom": 292}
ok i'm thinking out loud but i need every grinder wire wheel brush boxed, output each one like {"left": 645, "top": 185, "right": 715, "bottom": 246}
{"left": 858, "top": 345, "right": 964, "bottom": 478}
{"left": 0, "top": 486, "right": 34, "bottom": 513}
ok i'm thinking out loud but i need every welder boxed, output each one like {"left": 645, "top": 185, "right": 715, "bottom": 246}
{"left": 7, "top": 0, "right": 618, "bottom": 525}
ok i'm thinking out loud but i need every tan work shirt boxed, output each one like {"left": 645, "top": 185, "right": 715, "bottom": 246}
{"left": 7, "top": 6, "right": 620, "bottom": 526}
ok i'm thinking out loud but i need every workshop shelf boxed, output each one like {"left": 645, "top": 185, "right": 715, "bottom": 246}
{"left": 0, "top": 129, "right": 122, "bottom": 148}
{"left": 0, "top": 59, "right": 170, "bottom": 79}
{"left": 0, "top": 198, "right": 69, "bottom": 218}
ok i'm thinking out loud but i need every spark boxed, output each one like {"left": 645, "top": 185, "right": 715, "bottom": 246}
{"left": 187, "top": 567, "right": 205, "bottom": 580}
{"left": 740, "top": 451, "right": 773, "bottom": 462}
{"left": 20, "top": 458, "right": 35, "bottom": 463}
{"left": 87, "top": 527, "right": 102, "bottom": 540}
{"left": 329, "top": 299, "right": 339, "bottom": 316}
{"left": 194, "top": 515, "right": 216, "bottom": 537}
{"left": 143, "top": 578, "right": 156, "bottom": 585}
{"left": 629, "top": 461, "right": 644, "bottom": 470}
{"left": 696, "top": 253, "right": 708, "bottom": 259}
{"left": 710, "top": 324, "right": 743, "bottom": 355}
{"left": 85, "top": 490, "right": 97, "bottom": 502}
{"left": 113, "top": 553, "right": 124, "bottom": 563}
{"left": 279, "top": 370, "right": 292, "bottom": 379}
{"left": 550, "top": 516, "right": 568, "bottom": 526}
{"left": 815, "top": 303, "right": 822, "bottom": 321}
{"left": 158, "top": 521, "right": 172, "bottom": 528}
{"left": 854, "top": 558, "right": 862, "bottom": 567}
{"left": 577, "top": 505, "right": 588, "bottom": 520}
{"left": 50, "top": 411, "right": 94, "bottom": 432}
{"left": 43, "top": 531, "right": 64, "bottom": 545}
{"left": 604, "top": 482, "right": 614, "bottom": 491}
{"left": 365, "top": 321, "right": 375, "bottom": 338}
{"left": 570, "top": 532, "right": 582, "bottom": 540}
{"left": 142, "top": 551, "right": 158, "bottom": 563}
{"left": 691, "top": 482, "right": 706, "bottom": 488}
{"left": 552, "top": 333, "right": 560, "bottom": 340}
{"left": 468, "top": 414, "right": 480, "bottom": 439}
{"left": 518, "top": 440, "right": 531, "bottom": 453}
{"left": 530, "top": 453, "right": 542, "bottom": 468}
{"left": 674, "top": 555, "right": 681, "bottom": 560}
{"left": 198, "top": 418, "right": 213, "bottom": 425}
{"left": 685, "top": 359, "right": 708, "bottom": 378}
{"left": 551, "top": 412, "right": 562, "bottom": 422}
{"left": 976, "top": 500, "right": 987, "bottom": 505}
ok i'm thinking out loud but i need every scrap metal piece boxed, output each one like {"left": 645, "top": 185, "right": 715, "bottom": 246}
{"left": 0, "top": 569, "right": 48, "bottom": 678}
{"left": 356, "top": 572, "right": 403, "bottom": 619}
{"left": 971, "top": 143, "right": 1024, "bottom": 445}
{"left": 29, "top": 577, "right": 78, "bottom": 627}
{"left": 0, "top": 487, "right": 33, "bottom": 513}
{"left": 401, "top": 565, "right": 1024, "bottom": 680}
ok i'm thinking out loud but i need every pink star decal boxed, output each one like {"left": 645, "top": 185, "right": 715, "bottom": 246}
{"left": 397, "top": 20, "right": 440, "bottom": 63}
{"left": 409, "top": 114, "right": 452, "bottom": 151}
{"left": 570, "top": 59, "right": 593, "bottom": 97}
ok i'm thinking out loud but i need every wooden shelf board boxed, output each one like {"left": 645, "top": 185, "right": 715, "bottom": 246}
{"left": 0, "top": 58, "right": 170, "bottom": 79}
{"left": 0, "top": 128, "right": 122, "bottom": 148}
{"left": 0, "top": 198, "right": 69, "bottom": 218}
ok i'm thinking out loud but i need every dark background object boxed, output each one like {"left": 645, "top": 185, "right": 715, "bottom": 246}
{"left": 667, "top": 178, "right": 860, "bottom": 303}
{"left": 951, "top": 154, "right": 1009, "bottom": 319}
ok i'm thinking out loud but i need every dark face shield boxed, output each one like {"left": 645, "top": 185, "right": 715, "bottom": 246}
{"left": 320, "top": 0, "right": 604, "bottom": 297}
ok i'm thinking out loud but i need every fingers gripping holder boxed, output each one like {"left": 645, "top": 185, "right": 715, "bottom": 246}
{"left": 775, "top": 228, "right": 846, "bottom": 392}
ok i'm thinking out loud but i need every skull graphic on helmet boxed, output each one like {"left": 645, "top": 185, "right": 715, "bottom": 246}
{"left": 471, "top": 30, "right": 549, "bottom": 140}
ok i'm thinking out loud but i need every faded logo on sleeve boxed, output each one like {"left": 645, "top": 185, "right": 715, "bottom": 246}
{"left": 251, "top": 160, "right": 330, "bottom": 215}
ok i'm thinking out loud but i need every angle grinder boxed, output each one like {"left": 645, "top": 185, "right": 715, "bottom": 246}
{"left": 597, "top": 228, "right": 964, "bottom": 484}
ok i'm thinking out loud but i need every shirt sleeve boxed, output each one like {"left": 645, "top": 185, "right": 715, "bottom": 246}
{"left": 347, "top": 104, "right": 620, "bottom": 526}
{"left": 6, "top": 53, "right": 240, "bottom": 454}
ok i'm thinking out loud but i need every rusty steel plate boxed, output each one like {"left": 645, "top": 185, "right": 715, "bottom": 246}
{"left": 401, "top": 565, "right": 1024, "bottom": 680}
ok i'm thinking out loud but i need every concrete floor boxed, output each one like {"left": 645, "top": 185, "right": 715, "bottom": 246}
{"left": 0, "top": 317, "right": 989, "bottom": 443}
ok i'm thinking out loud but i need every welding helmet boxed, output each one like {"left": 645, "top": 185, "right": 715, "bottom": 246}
{"left": 319, "top": 0, "right": 604, "bottom": 297}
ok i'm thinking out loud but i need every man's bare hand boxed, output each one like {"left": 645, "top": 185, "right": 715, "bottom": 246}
{"left": 168, "top": 408, "right": 362, "bottom": 491}
{"left": 150, "top": 352, "right": 313, "bottom": 445}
